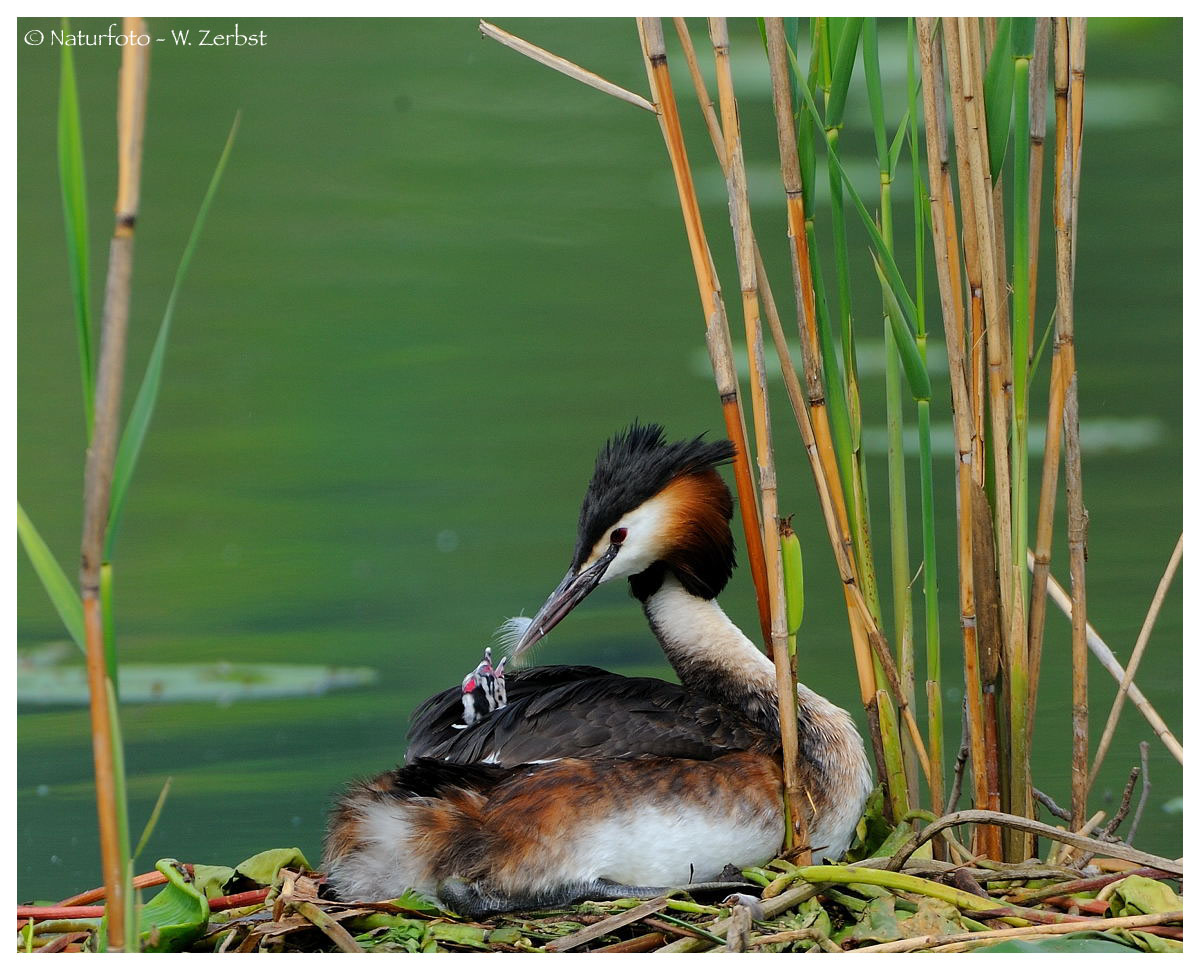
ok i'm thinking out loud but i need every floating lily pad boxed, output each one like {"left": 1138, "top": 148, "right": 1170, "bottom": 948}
{"left": 17, "top": 662, "right": 378, "bottom": 706}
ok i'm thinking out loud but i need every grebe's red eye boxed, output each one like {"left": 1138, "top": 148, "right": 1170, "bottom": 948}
{"left": 610, "top": 527, "right": 627, "bottom": 545}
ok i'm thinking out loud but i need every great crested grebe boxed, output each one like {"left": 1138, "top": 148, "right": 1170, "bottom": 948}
{"left": 323, "top": 424, "right": 872, "bottom": 915}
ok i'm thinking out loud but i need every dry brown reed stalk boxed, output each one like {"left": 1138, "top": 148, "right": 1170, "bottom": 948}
{"left": 1025, "top": 20, "right": 1051, "bottom": 354}
{"left": 1087, "top": 535, "right": 1182, "bottom": 791}
{"left": 939, "top": 21, "right": 1007, "bottom": 858}
{"left": 632, "top": 17, "right": 773, "bottom": 650}
{"left": 947, "top": 20, "right": 1016, "bottom": 629}
{"left": 1044, "top": 17, "right": 1091, "bottom": 830}
{"left": 1032, "top": 551, "right": 1183, "bottom": 763}
{"left": 1027, "top": 24, "right": 1075, "bottom": 740}
{"left": 78, "top": 19, "right": 150, "bottom": 950}
{"left": 947, "top": 17, "right": 1043, "bottom": 861}
{"left": 915, "top": 19, "right": 989, "bottom": 833}
{"left": 477, "top": 21, "right": 656, "bottom": 113}
{"left": 707, "top": 16, "right": 808, "bottom": 860}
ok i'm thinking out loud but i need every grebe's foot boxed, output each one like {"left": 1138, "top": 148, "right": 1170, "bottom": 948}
{"left": 436, "top": 876, "right": 759, "bottom": 918}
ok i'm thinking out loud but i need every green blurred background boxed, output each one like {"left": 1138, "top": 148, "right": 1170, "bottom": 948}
{"left": 17, "top": 18, "right": 1181, "bottom": 901}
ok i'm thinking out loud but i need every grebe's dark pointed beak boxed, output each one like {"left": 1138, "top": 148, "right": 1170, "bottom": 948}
{"left": 511, "top": 544, "right": 619, "bottom": 660}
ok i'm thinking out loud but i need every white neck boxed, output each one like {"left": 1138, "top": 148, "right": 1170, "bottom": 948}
{"left": 642, "top": 574, "right": 776, "bottom": 697}
{"left": 641, "top": 573, "right": 874, "bottom": 859}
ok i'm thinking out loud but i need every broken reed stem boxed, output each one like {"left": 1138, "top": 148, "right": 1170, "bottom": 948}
{"left": 916, "top": 19, "right": 990, "bottom": 837}
{"left": 1128, "top": 741, "right": 1152, "bottom": 843}
{"left": 707, "top": 16, "right": 808, "bottom": 862}
{"left": 632, "top": 17, "right": 773, "bottom": 650}
{"left": 79, "top": 21, "right": 150, "bottom": 951}
{"left": 1087, "top": 534, "right": 1181, "bottom": 794}
{"left": 478, "top": 21, "right": 656, "bottom": 113}
{"left": 1031, "top": 550, "right": 1183, "bottom": 763}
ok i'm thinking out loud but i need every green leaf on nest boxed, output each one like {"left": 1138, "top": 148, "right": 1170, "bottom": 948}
{"left": 1105, "top": 874, "right": 1182, "bottom": 918}
{"left": 235, "top": 847, "right": 312, "bottom": 886}
{"left": 976, "top": 932, "right": 1140, "bottom": 953}
{"left": 192, "top": 864, "right": 236, "bottom": 899}
{"left": 134, "top": 859, "right": 210, "bottom": 953}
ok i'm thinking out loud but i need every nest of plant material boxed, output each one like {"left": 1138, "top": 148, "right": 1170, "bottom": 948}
{"left": 17, "top": 808, "right": 1183, "bottom": 954}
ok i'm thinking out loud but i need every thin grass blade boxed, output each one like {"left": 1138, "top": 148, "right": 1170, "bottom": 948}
{"left": 17, "top": 503, "right": 85, "bottom": 652}
{"left": 862, "top": 20, "right": 889, "bottom": 175}
{"left": 826, "top": 18, "right": 863, "bottom": 126}
{"left": 106, "top": 114, "right": 241, "bottom": 557}
{"left": 983, "top": 18, "right": 1014, "bottom": 182}
{"left": 133, "top": 776, "right": 173, "bottom": 861}
{"left": 57, "top": 22, "right": 93, "bottom": 432}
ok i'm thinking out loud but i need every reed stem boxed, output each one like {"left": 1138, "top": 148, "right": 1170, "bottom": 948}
{"left": 1040, "top": 17, "right": 1091, "bottom": 831}
{"left": 863, "top": 18, "right": 918, "bottom": 810}
{"left": 1007, "top": 15, "right": 1037, "bottom": 859}
{"left": 916, "top": 18, "right": 988, "bottom": 832}
{"left": 79, "top": 20, "right": 149, "bottom": 949}
{"left": 633, "top": 18, "right": 773, "bottom": 650}
{"left": 763, "top": 19, "right": 880, "bottom": 723}
{"left": 708, "top": 16, "right": 808, "bottom": 861}
{"left": 943, "top": 18, "right": 1013, "bottom": 859}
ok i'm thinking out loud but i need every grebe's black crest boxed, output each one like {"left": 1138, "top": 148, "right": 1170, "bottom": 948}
{"left": 572, "top": 422, "right": 736, "bottom": 572}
